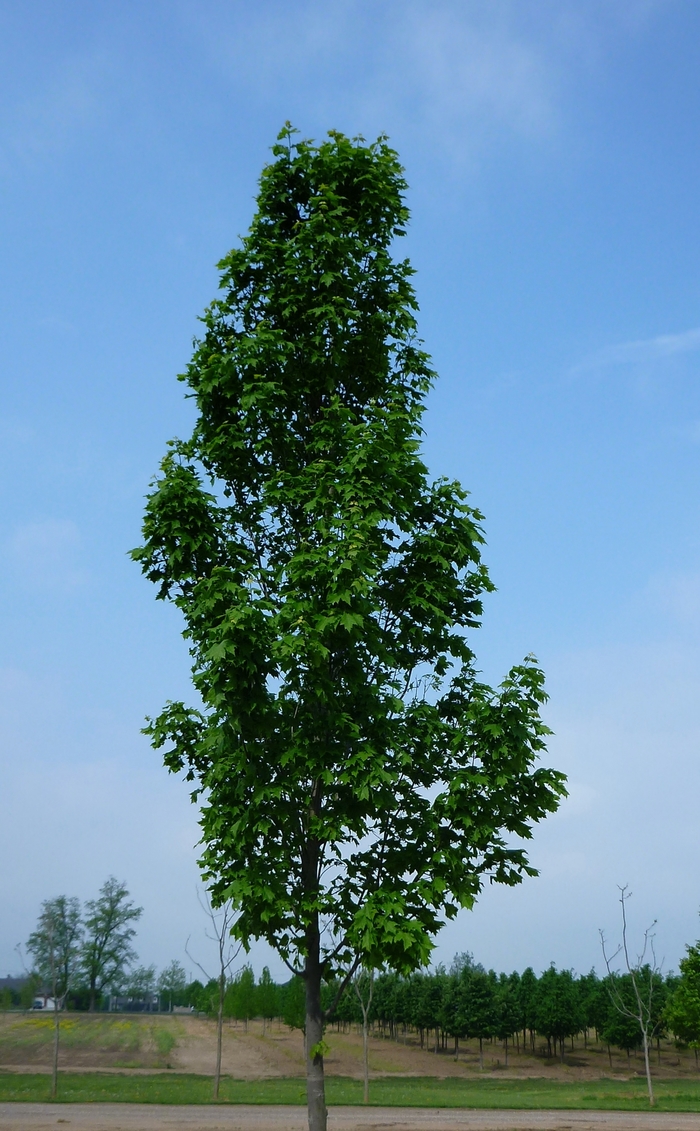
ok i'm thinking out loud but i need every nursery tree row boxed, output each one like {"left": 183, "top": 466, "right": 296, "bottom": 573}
{"left": 186, "top": 943, "right": 700, "bottom": 1065}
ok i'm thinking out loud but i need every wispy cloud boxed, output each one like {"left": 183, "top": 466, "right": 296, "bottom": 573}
{"left": 572, "top": 327, "right": 700, "bottom": 376}
{"left": 6, "top": 518, "right": 87, "bottom": 590}
{"left": 364, "top": 2, "right": 556, "bottom": 157}
{"left": 0, "top": 56, "right": 102, "bottom": 174}
{"left": 182, "top": 0, "right": 557, "bottom": 166}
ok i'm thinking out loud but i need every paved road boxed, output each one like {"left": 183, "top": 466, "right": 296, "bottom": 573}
{"left": 2, "top": 1107, "right": 700, "bottom": 1131}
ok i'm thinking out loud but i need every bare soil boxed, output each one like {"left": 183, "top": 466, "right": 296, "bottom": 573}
{"left": 1, "top": 1014, "right": 699, "bottom": 1083}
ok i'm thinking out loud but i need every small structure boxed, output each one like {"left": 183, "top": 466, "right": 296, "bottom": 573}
{"left": 32, "top": 995, "right": 57, "bottom": 1011}
{"left": 108, "top": 993, "right": 160, "bottom": 1013}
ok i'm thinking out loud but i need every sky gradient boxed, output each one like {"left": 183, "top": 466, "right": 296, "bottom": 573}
{"left": 1, "top": 0, "right": 699, "bottom": 985}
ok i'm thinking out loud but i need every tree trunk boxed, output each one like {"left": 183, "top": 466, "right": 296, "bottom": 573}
{"left": 305, "top": 916, "right": 326, "bottom": 1131}
{"left": 641, "top": 1031, "right": 655, "bottom": 1106}
{"left": 89, "top": 983, "right": 96, "bottom": 1012}
{"left": 51, "top": 999, "right": 60, "bottom": 1100}
{"left": 362, "top": 1012, "right": 370, "bottom": 1103}
{"left": 504, "top": 1035, "right": 508, "bottom": 1068}
{"left": 479, "top": 1037, "right": 484, "bottom": 1070}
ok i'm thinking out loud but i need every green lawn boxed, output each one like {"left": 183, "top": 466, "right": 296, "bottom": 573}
{"left": 2, "top": 1074, "right": 700, "bottom": 1110}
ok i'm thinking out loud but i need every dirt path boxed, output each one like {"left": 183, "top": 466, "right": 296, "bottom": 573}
{"left": 1, "top": 1107, "right": 700, "bottom": 1131}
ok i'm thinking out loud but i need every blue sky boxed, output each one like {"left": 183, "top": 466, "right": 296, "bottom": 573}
{"left": 2, "top": 0, "right": 700, "bottom": 984}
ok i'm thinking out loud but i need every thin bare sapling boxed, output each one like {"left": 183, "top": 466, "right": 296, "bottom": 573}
{"left": 600, "top": 885, "right": 662, "bottom": 1106}
{"left": 185, "top": 890, "right": 241, "bottom": 1098}
{"left": 353, "top": 966, "right": 375, "bottom": 1103}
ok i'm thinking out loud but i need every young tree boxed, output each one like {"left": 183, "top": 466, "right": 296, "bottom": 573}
{"left": 27, "top": 896, "right": 82, "bottom": 1099}
{"left": 81, "top": 877, "right": 142, "bottom": 1011}
{"left": 133, "top": 126, "right": 566, "bottom": 1131}
{"left": 230, "top": 965, "right": 257, "bottom": 1029}
{"left": 353, "top": 966, "right": 375, "bottom": 1102}
{"left": 186, "top": 892, "right": 240, "bottom": 1097}
{"left": 519, "top": 966, "right": 539, "bottom": 1052}
{"left": 600, "top": 886, "right": 664, "bottom": 1106}
{"left": 281, "top": 974, "right": 307, "bottom": 1033}
{"left": 534, "top": 966, "right": 583, "bottom": 1062}
{"left": 460, "top": 967, "right": 497, "bottom": 1069}
{"left": 257, "top": 966, "right": 280, "bottom": 1037}
{"left": 495, "top": 972, "right": 521, "bottom": 1066}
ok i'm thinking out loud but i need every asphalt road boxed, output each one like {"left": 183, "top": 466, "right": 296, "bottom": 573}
{"left": 2, "top": 1107, "right": 700, "bottom": 1131}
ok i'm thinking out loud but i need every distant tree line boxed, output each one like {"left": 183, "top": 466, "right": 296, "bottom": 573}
{"left": 12, "top": 886, "right": 700, "bottom": 1070}
{"left": 181, "top": 947, "right": 700, "bottom": 1068}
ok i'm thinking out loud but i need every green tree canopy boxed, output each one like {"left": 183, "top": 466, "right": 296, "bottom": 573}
{"left": 666, "top": 940, "right": 700, "bottom": 1050}
{"left": 157, "top": 960, "right": 188, "bottom": 1010}
{"left": 133, "top": 125, "right": 566, "bottom": 1131}
{"left": 534, "top": 966, "right": 584, "bottom": 1060}
{"left": 27, "top": 896, "right": 82, "bottom": 1006}
{"left": 81, "top": 877, "right": 142, "bottom": 1011}
{"left": 126, "top": 964, "right": 156, "bottom": 1000}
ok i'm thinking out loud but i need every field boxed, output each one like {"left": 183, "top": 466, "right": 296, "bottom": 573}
{"left": 2, "top": 1012, "right": 699, "bottom": 1081}
{"left": 1, "top": 1012, "right": 700, "bottom": 1112}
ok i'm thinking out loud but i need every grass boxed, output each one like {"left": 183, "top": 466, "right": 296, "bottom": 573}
{"left": 2, "top": 1073, "right": 700, "bottom": 1110}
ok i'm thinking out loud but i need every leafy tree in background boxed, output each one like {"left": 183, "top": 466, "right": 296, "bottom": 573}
{"left": 281, "top": 974, "right": 307, "bottom": 1033}
{"left": 257, "top": 966, "right": 279, "bottom": 1036}
{"left": 184, "top": 978, "right": 205, "bottom": 1007}
{"left": 81, "top": 877, "right": 142, "bottom": 1011}
{"left": 27, "top": 896, "right": 82, "bottom": 1099}
{"left": 495, "top": 972, "right": 521, "bottom": 1066}
{"left": 225, "top": 965, "right": 257, "bottom": 1029}
{"left": 133, "top": 125, "right": 566, "bottom": 1131}
{"left": 27, "top": 896, "right": 82, "bottom": 1010}
{"left": 158, "top": 960, "right": 188, "bottom": 1011}
{"left": 19, "top": 972, "right": 41, "bottom": 1011}
{"left": 519, "top": 966, "right": 539, "bottom": 1052}
{"left": 577, "top": 969, "right": 602, "bottom": 1046}
{"left": 126, "top": 964, "right": 157, "bottom": 1003}
{"left": 534, "top": 966, "right": 583, "bottom": 1062}
{"left": 461, "top": 967, "right": 497, "bottom": 1069}
{"left": 666, "top": 938, "right": 700, "bottom": 1067}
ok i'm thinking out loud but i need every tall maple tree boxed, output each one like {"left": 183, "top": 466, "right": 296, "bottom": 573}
{"left": 133, "top": 126, "right": 566, "bottom": 1131}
